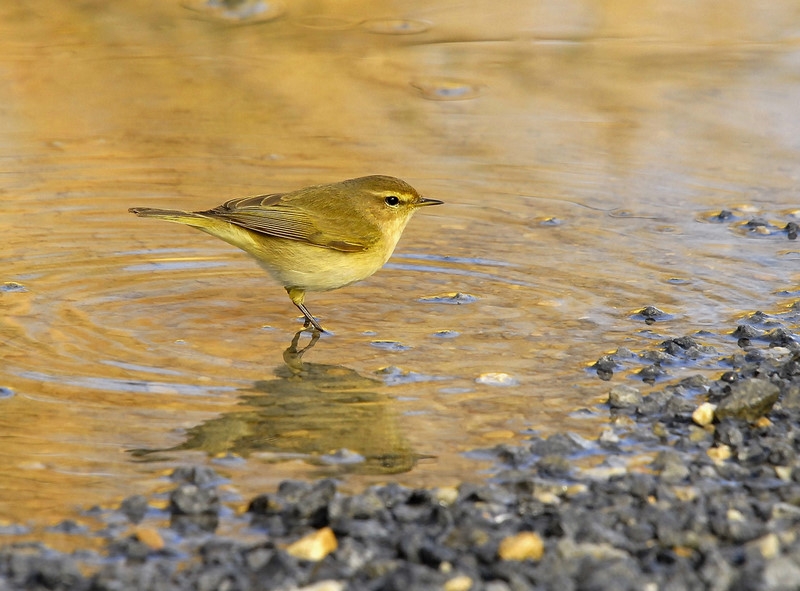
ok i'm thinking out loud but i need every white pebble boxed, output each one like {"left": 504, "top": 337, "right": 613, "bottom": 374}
{"left": 476, "top": 372, "right": 519, "bottom": 387}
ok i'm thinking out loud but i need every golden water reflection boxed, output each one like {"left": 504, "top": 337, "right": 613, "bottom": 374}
{"left": 1, "top": 0, "right": 800, "bottom": 537}
{"left": 134, "top": 330, "right": 420, "bottom": 475}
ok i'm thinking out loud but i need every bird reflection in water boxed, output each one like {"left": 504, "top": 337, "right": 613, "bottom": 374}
{"left": 132, "top": 330, "right": 422, "bottom": 475}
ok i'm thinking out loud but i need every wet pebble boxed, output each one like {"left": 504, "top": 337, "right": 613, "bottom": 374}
{"left": 285, "top": 527, "right": 337, "bottom": 561}
{"left": 692, "top": 402, "right": 716, "bottom": 426}
{"left": 637, "top": 364, "right": 666, "bottom": 384}
{"left": 715, "top": 378, "right": 780, "bottom": 421}
{"left": 118, "top": 494, "right": 149, "bottom": 524}
{"left": 632, "top": 305, "right": 670, "bottom": 324}
{"left": 170, "top": 465, "right": 222, "bottom": 487}
{"left": 475, "top": 372, "right": 518, "bottom": 387}
{"left": 432, "top": 330, "right": 460, "bottom": 339}
{"left": 497, "top": 531, "right": 544, "bottom": 561}
{"left": 0, "top": 281, "right": 27, "bottom": 292}
{"left": 592, "top": 355, "right": 617, "bottom": 380}
{"left": 170, "top": 484, "right": 220, "bottom": 516}
{"left": 607, "top": 384, "right": 642, "bottom": 409}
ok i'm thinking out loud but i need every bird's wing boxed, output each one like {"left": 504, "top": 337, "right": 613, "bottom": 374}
{"left": 202, "top": 193, "right": 372, "bottom": 253}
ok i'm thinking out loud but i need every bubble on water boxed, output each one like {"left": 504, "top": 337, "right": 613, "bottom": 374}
{"left": 410, "top": 79, "right": 484, "bottom": 101}
{"left": 361, "top": 18, "right": 431, "bottom": 35}
{"left": 181, "top": 0, "right": 286, "bottom": 24}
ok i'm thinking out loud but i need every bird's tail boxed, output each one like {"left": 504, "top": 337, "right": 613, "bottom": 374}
{"left": 129, "top": 207, "right": 260, "bottom": 255}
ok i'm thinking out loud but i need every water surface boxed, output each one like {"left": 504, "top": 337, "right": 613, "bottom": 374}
{"left": 2, "top": 0, "right": 799, "bottom": 545}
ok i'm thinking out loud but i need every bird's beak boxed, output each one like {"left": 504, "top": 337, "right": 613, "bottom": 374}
{"left": 416, "top": 196, "right": 444, "bottom": 207}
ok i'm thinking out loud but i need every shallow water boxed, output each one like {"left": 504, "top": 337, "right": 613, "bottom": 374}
{"left": 2, "top": 0, "right": 800, "bottom": 544}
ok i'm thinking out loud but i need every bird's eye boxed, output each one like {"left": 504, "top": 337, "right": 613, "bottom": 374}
{"left": 384, "top": 195, "right": 400, "bottom": 207}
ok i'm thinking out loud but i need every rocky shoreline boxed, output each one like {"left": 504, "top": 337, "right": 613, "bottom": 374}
{"left": 3, "top": 305, "right": 800, "bottom": 590}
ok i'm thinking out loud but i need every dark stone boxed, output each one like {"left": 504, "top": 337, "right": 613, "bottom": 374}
{"left": 170, "top": 466, "right": 221, "bottom": 488}
{"left": 651, "top": 451, "right": 690, "bottom": 483}
{"left": 745, "top": 217, "right": 769, "bottom": 229}
{"left": 608, "top": 385, "right": 642, "bottom": 409}
{"left": 529, "top": 433, "right": 585, "bottom": 456}
{"left": 293, "top": 478, "right": 336, "bottom": 524}
{"left": 253, "top": 551, "right": 303, "bottom": 589}
{"left": 766, "top": 328, "right": 797, "bottom": 348}
{"left": 248, "top": 492, "right": 285, "bottom": 516}
{"left": 715, "top": 419, "right": 746, "bottom": 448}
{"left": 732, "top": 325, "right": 763, "bottom": 339}
{"left": 536, "top": 454, "right": 572, "bottom": 477}
{"left": 639, "top": 306, "right": 665, "bottom": 319}
{"left": 662, "top": 336, "right": 699, "bottom": 352}
{"left": 171, "top": 513, "right": 219, "bottom": 535}
{"left": 48, "top": 520, "right": 86, "bottom": 534}
{"left": 170, "top": 484, "right": 220, "bottom": 516}
{"left": 715, "top": 378, "right": 780, "bottom": 421}
{"left": 640, "top": 350, "right": 672, "bottom": 364}
{"left": 329, "top": 489, "right": 389, "bottom": 521}
{"left": 638, "top": 365, "right": 667, "bottom": 384}
{"left": 371, "top": 562, "right": 447, "bottom": 591}
{"left": 636, "top": 389, "right": 674, "bottom": 416}
{"left": 593, "top": 355, "right": 617, "bottom": 380}
{"left": 781, "top": 385, "right": 800, "bottom": 409}
{"left": 762, "top": 555, "right": 800, "bottom": 589}
{"left": 118, "top": 495, "right": 149, "bottom": 524}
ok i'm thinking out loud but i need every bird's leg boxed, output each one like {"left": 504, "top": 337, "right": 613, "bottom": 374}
{"left": 297, "top": 303, "right": 324, "bottom": 332}
{"left": 286, "top": 287, "right": 325, "bottom": 332}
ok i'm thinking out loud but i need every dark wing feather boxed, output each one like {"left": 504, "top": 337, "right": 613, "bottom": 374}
{"left": 200, "top": 192, "right": 370, "bottom": 252}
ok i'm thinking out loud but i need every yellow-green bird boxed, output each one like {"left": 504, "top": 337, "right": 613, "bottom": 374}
{"left": 129, "top": 175, "right": 442, "bottom": 332}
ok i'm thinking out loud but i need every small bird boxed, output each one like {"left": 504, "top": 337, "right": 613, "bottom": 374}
{"left": 129, "top": 175, "right": 442, "bottom": 332}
